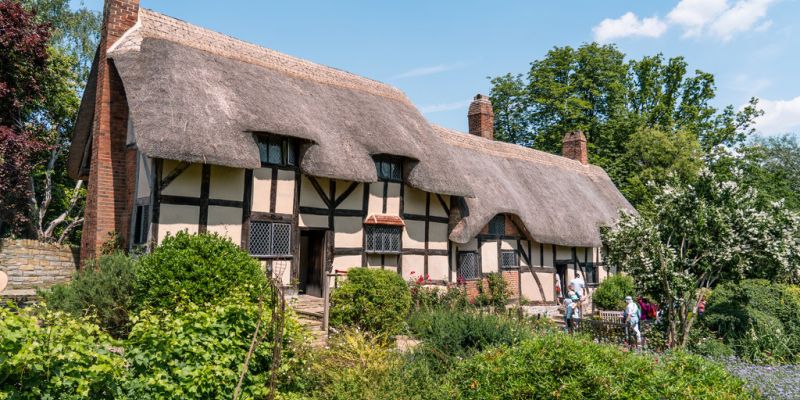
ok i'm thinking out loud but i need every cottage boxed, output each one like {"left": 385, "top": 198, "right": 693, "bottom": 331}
{"left": 68, "top": 0, "right": 634, "bottom": 304}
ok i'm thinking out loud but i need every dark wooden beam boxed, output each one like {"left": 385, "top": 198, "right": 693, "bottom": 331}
{"left": 334, "top": 247, "right": 363, "bottom": 256}
{"left": 158, "top": 161, "right": 190, "bottom": 192}
{"left": 307, "top": 176, "right": 331, "bottom": 208}
{"left": 435, "top": 193, "right": 450, "bottom": 215}
{"left": 402, "top": 248, "right": 448, "bottom": 256}
{"left": 333, "top": 182, "right": 359, "bottom": 208}
{"left": 381, "top": 181, "right": 388, "bottom": 214}
{"left": 198, "top": 164, "right": 211, "bottom": 233}
{"left": 269, "top": 167, "right": 278, "bottom": 213}
{"left": 150, "top": 158, "right": 163, "bottom": 250}
{"left": 241, "top": 169, "right": 253, "bottom": 250}
{"left": 159, "top": 195, "right": 243, "bottom": 209}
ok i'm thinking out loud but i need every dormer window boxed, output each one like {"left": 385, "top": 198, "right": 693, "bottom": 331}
{"left": 258, "top": 136, "right": 297, "bottom": 167}
{"left": 489, "top": 214, "right": 505, "bottom": 235}
{"left": 374, "top": 157, "right": 402, "bottom": 182}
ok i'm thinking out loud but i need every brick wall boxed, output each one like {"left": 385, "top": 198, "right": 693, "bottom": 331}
{"left": 465, "top": 270, "right": 520, "bottom": 303}
{"left": 0, "top": 239, "right": 78, "bottom": 293}
{"left": 81, "top": 0, "right": 140, "bottom": 263}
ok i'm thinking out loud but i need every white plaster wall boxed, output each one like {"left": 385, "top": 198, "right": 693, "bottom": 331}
{"left": 299, "top": 175, "right": 327, "bottom": 208}
{"left": 556, "top": 245, "right": 572, "bottom": 260}
{"left": 454, "top": 238, "right": 478, "bottom": 252}
{"left": 272, "top": 259, "right": 292, "bottom": 286}
{"left": 403, "top": 186, "right": 427, "bottom": 215}
{"left": 520, "top": 240, "right": 530, "bottom": 267}
{"left": 521, "top": 271, "right": 556, "bottom": 302}
{"left": 385, "top": 183, "right": 400, "bottom": 215}
{"left": 333, "top": 216, "right": 362, "bottom": 247}
{"left": 402, "top": 221, "right": 425, "bottom": 249}
{"left": 367, "top": 254, "right": 382, "bottom": 268}
{"left": 333, "top": 255, "right": 362, "bottom": 270}
{"left": 335, "top": 181, "right": 363, "bottom": 210}
{"left": 428, "top": 255, "right": 448, "bottom": 280}
{"left": 367, "top": 184, "right": 383, "bottom": 215}
{"left": 428, "top": 222, "right": 448, "bottom": 250}
{"left": 206, "top": 206, "right": 242, "bottom": 244}
{"left": 210, "top": 166, "right": 244, "bottom": 201}
{"left": 136, "top": 153, "right": 151, "bottom": 199}
{"left": 161, "top": 161, "right": 201, "bottom": 197}
{"left": 481, "top": 241, "right": 498, "bottom": 273}
{"left": 275, "top": 170, "right": 295, "bottom": 214}
{"left": 401, "top": 254, "right": 424, "bottom": 279}
{"left": 542, "top": 244, "right": 554, "bottom": 268}
{"left": 158, "top": 204, "right": 199, "bottom": 243}
{"left": 252, "top": 168, "right": 271, "bottom": 213}
{"left": 501, "top": 239, "right": 516, "bottom": 251}
{"left": 299, "top": 213, "right": 328, "bottom": 228}
{"left": 430, "top": 194, "right": 449, "bottom": 218}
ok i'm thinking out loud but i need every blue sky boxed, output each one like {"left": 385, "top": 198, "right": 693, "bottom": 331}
{"left": 72, "top": 0, "right": 800, "bottom": 135}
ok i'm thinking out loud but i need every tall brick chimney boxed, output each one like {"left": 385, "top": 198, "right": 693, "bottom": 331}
{"left": 468, "top": 94, "right": 494, "bottom": 140}
{"left": 562, "top": 131, "right": 588, "bottom": 165}
{"left": 80, "top": 0, "right": 140, "bottom": 263}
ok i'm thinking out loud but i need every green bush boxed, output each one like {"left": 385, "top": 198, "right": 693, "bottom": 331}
{"left": 40, "top": 252, "right": 137, "bottom": 338}
{"left": 407, "top": 309, "right": 531, "bottom": 370}
{"left": 702, "top": 279, "right": 800, "bottom": 363}
{"left": 475, "top": 272, "right": 508, "bottom": 309}
{"left": 134, "top": 232, "right": 268, "bottom": 310}
{"left": 0, "top": 305, "right": 126, "bottom": 399}
{"left": 124, "top": 295, "right": 309, "bottom": 399}
{"left": 592, "top": 274, "right": 635, "bottom": 310}
{"left": 449, "top": 333, "right": 754, "bottom": 400}
{"left": 329, "top": 268, "right": 411, "bottom": 336}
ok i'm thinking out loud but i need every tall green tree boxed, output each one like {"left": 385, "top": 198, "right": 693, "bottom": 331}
{"left": 0, "top": 0, "right": 100, "bottom": 242}
{"left": 489, "top": 43, "right": 762, "bottom": 208}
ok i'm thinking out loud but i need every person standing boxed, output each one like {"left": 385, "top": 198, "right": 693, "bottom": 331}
{"left": 570, "top": 273, "right": 586, "bottom": 316}
{"left": 624, "top": 296, "right": 641, "bottom": 346}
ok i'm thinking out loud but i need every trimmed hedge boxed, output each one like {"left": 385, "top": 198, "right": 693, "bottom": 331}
{"left": 592, "top": 274, "right": 635, "bottom": 311}
{"left": 329, "top": 268, "right": 411, "bottom": 336}
{"left": 134, "top": 232, "right": 268, "bottom": 310}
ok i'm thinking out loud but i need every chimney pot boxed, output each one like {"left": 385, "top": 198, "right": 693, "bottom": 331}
{"left": 468, "top": 94, "right": 494, "bottom": 140}
{"left": 562, "top": 131, "right": 588, "bottom": 165}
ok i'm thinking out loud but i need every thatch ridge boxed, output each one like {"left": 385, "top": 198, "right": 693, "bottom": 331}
{"left": 433, "top": 125, "right": 635, "bottom": 247}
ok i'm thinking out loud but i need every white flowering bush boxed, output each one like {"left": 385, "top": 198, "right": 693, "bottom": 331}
{"left": 602, "top": 168, "right": 800, "bottom": 348}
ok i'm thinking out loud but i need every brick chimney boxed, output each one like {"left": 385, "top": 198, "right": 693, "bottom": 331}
{"left": 562, "top": 131, "right": 588, "bottom": 165}
{"left": 468, "top": 94, "right": 494, "bottom": 140}
{"left": 80, "top": 0, "right": 140, "bottom": 263}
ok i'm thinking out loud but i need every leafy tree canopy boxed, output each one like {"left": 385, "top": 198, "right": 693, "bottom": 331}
{"left": 489, "top": 43, "right": 763, "bottom": 208}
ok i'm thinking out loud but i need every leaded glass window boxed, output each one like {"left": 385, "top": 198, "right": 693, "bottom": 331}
{"left": 500, "top": 250, "right": 518, "bottom": 269}
{"left": 257, "top": 136, "right": 297, "bottom": 167}
{"left": 249, "top": 221, "right": 292, "bottom": 257}
{"left": 374, "top": 158, "right": 402, "bottom": 182}
{"left": 458, "top": 251, "right": 480, "bottom": 280}
{"left": 489, "top": 214, "right": 505, "bottom": 235}
{"left": 583, "top": 262, "right": 598, "bottom": 285}
{"left": 364, "top": 225, "right": 401, "bottom": 253}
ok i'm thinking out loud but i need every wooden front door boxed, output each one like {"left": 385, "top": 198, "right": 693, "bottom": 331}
{"left": 299, "top": 230, "right": 325, "bottom": 297}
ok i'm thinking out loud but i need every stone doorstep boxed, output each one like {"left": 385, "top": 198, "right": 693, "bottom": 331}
{"left": 0, "top": 289, "right": 37, "bottom": 297}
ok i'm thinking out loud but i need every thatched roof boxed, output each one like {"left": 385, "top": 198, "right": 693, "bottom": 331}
{"left": 67, "top": 9, "right": 473, "bottom": 197}
{"left": 434, "top": 126, "right": 635, "bottom": 247}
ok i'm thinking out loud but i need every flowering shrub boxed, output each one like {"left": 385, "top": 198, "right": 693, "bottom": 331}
{"left": 475, "top": 272, "right": 508, "bottom": 310}
{"left": 408, "top": 271, "right": 468, "bottom": 311}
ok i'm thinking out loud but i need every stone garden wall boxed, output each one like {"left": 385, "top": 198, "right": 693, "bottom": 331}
{"left": 0, "top": 239, "right": 78, "bottom": 297}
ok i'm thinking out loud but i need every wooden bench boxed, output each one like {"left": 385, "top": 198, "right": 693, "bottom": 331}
{"left": 598, "top": 310, "right": 624, "bottom": 323}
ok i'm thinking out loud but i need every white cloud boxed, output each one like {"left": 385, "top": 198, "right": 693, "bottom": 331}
{"left": 667, "top": 0, "right": 728, "bottom": 37}
{"left": 419, "top": 100, "right": 471, "bottom": 114}
{"left": 710, "top": 0, "right": 775, "bottom": 41}
{"left": 594, "top": 0, "right": 777, "bottom": 42}
{"left": 392, "top": 62, "right": 465, "bottom": 79}
{"left": 593, "top": 12, "right": 668, "bottom": 43}
{"left": 752, "top": 96, "right": 800, "bottom": 135}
